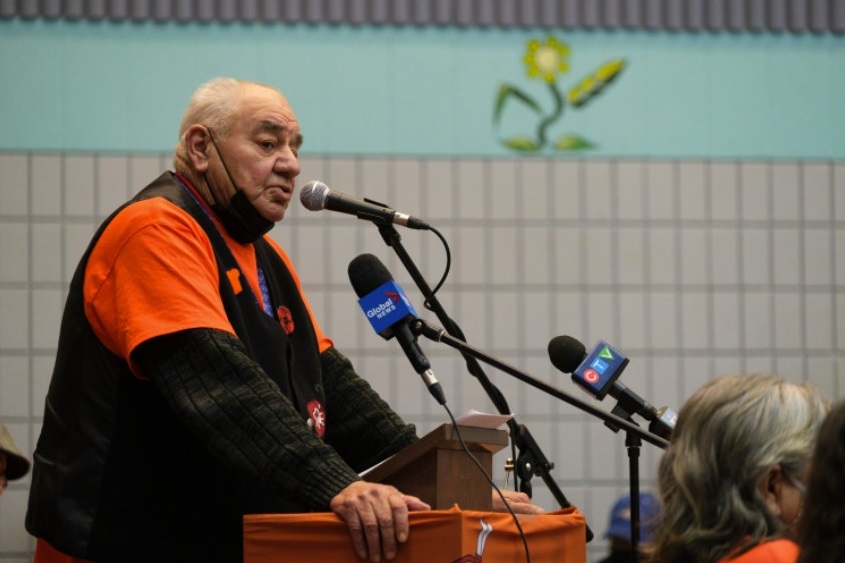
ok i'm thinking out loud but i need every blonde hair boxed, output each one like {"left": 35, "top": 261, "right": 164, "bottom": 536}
{"left": 648, "top": 373, "right": 827, "bottom": 563}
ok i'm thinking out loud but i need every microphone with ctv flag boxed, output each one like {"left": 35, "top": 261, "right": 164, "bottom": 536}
{"left": 300, "top": 180, "right": 431, "bottom": 230}
{"left": 348, "top": 253, "right": 446, "bottom": 405}
{"left": 547, "top": 335, "right": 677, "bottom": 439}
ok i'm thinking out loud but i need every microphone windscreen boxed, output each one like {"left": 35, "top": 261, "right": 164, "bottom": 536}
{"left": 348, "top": 253, "right": 393, "bottom": 298}
{"left": 548, "top": 335, "right": 587, "bottom": 374}
{"left": 299, "top": 180, "right": 329, "bottom": 211}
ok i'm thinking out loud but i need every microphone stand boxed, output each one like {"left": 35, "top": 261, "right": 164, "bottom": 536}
{"left": 626, "top": 431, "right": 642, "bottom": 563}
{"left": 418, "top": 318, "right": 670, "bottom": 563}
{"left": 374, "top": 222, "right": 595, "bottom": 541}
{"left": 604, "top": 389, "right": 675, "bottom": 561}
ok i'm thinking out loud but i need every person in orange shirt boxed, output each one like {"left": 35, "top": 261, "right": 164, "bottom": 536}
{"left": 25, "top": 77, "right": 540, "bottom": 563}
{"left": 646, "top": 373, "right": 827, "bottom": 563}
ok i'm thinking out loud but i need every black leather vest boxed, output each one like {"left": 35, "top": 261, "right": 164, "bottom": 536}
{"left": 26, "top": 173, "right": 325, "bottom": 562}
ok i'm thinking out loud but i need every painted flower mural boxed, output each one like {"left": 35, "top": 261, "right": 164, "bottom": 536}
{"left": 494, "top": 36, "right": 626, "bottom": 153}
{"left": 524, "top": 36, "right": 570, "bottom": 82}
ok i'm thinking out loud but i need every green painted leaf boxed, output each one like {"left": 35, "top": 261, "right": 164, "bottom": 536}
{"left": 596, "top": 59, "right": 626, "bottom": 83}
{"left": 567, "top": 58, "right": 627, "bottom": 109}
{"left": 554, "top": 135, "right": 594, "bottom": 151}
{"left": 568, "top": 84, "right": 589, "bottom": 107}
{"left": 503, "top": 135, "right": 541, "bottom": 152}
{"left": 493, "top": 83, "right": 543, "bottom": 124}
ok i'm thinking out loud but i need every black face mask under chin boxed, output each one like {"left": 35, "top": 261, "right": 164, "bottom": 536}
{"left": 210, "top": 188, "right": 275, "bottom": 244}
{"left": 202, "top": 129, "right": 275, "bottom": 244}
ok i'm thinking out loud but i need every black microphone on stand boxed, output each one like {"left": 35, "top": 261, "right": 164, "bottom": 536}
{"left": 347, "top": 253, "right": 446, "bottom": 405}
{"left": 547, "top": 336, "right": 677, "bottom": 439}
{"left": 300, "top": 180, "right": 431, "bottom": 230}
{"left": 547, "top": 335, "right": 673, "bottom": 562}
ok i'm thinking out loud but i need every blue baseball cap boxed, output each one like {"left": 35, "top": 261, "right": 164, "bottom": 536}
{"left": 605, "top": 492, "right": 660, "bottom": 542}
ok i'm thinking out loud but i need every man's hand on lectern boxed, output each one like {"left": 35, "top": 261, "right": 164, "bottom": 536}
{"left": 493, "top": 489, "right": 546, "bottom": 514}
{"left": 331, "top": 481, "right": 430, "bottom": 562}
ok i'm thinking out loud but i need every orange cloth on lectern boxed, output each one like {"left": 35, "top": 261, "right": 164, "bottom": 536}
{"left": 243, "top": 505, "right": 586, "bottom": 563}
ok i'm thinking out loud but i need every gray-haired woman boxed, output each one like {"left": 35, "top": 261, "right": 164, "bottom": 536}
{"left": 647, "top": 373, "right": 827, "bottom": 563}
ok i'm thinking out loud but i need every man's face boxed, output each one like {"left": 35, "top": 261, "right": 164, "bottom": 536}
{"left": 211, "top": 85, "right": 302, "bottom": 223}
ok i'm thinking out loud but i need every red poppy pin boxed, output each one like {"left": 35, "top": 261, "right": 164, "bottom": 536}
{"left": 277, "top": 306, "right": 295, "bottom": 335}
{"left": 306, "top": 400, "right": 326, "bottom": 438}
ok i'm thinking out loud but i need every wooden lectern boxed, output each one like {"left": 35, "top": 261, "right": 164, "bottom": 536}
{"left": 362, "top": 423, "right": 509, "bottom": 511}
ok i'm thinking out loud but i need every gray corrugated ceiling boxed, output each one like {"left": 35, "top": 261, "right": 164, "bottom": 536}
{"left": 1, "top": 0, "right": 843, "bottom": 34}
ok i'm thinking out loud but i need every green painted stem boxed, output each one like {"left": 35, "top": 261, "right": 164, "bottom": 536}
{"left": 537, "top": 81, "right": 564, "bottom": 148}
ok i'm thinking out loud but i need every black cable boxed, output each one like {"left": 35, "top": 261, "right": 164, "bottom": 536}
{"left": 421, "top": 225, "right": 451, "bottom": 308}
{"left": 441, "top": 402, "right": 531, "bottom": 563}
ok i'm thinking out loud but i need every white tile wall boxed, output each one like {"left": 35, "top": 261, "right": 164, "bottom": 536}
{"left": 1, "top": 153, "right": 843, "bottom": 561}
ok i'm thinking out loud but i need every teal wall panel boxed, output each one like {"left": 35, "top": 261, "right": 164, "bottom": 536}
{"left": 0, "top": 20, "right": 843, "bottom": 158}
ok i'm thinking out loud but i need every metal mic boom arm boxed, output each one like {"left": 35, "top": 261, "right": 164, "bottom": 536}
{"left": 411, "top": 318, "right": 670, "bottom": 451}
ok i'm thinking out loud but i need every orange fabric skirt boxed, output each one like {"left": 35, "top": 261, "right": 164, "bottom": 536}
{"left": 244, "top": 504, "right": 587, "bottom": 563}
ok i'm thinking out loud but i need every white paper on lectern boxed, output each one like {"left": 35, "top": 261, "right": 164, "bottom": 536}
{"left": 454, "top": 409, "right": 514, "bottom": 429}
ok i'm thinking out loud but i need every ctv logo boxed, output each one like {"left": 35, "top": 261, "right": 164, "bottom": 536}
{"left": 584, "top": 369, "right": 601, "bottom": 384}
{"left": 590, "top": 358, "right": 609, "bottom": 374}
{"left": 588, "top": 345, "right": 615, "bottom": 374}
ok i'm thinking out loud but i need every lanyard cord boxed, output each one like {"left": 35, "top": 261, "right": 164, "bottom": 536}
{"left": 177, "top": 177, "right": 274, "bottom": 317}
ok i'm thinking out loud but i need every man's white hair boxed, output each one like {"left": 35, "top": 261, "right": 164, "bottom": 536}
{"left": 172, "top": 77, "right": 280, "bottom": 171}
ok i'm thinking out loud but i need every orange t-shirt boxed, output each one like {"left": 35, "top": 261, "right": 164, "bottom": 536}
{"left": 720, "top": 538, "right": 799, "bottom": 563}
{"left": 83, "top": 195, "right": 332, "bottom": 373}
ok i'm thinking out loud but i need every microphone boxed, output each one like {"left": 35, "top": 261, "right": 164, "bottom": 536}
{"left": 347, "top": 253, "right": 446, "bottom": 404}
{"left": 548, "top": 336, "right": 677, "bottom": 439}
{"left": 300, "top": 181, "right": 430, "bottom": 230}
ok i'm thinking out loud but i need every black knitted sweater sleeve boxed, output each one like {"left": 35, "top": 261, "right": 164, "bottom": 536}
{"left": 132, "top": 328, "right": 361, "bottom": 510}
{"left": 320, "top": 347, "right": 419, "bottom": 473}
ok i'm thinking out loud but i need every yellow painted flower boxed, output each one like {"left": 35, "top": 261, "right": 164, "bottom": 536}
{"left": 523, "top": 37, "right": 570, "bottom": 83}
